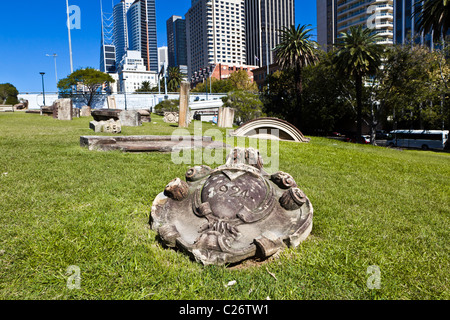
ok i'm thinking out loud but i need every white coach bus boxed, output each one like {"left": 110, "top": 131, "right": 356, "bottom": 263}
{"left": 387, "top": 130, "right": 449, "bottom": 150}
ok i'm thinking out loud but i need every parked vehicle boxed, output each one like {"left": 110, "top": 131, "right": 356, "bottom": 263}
{"left": 387, "top": 130, "right": 449, "bottom": 150}
{"left": 345, "top": 134, "right": 370, "bottom": 144}
{"left": 362, "top": 135, "right": 370, "bottom": 144}
{"left": 376, "top": 130, "right": 390, "bottom": 140}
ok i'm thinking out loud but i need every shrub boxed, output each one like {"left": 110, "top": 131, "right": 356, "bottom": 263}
{"left": 154, "top": 99, "right": 179, "bottom": 115}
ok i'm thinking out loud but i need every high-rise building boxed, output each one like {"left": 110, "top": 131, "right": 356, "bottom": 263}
{"left": 127, "top": 0, "right": 159, "bottom": 72}
{"left": 100, "top": 0, "right": 116, "bottom": 73}
{"left": 113, "top": 0, "right": 134, "bottom": 68}
{"left": 158, "top": 46, "right": 168, "bottom": 73}
{"left": 166, "top": 15, "right": 188, "bottom": 74}
{"left": 338, "top": 0, "right": 394, "bottom": 45}
{"left": 245, "top": 0, "right": 295, "bottom": 67}
{"left": 186, "top": 0, "right": 248, "bottom": 79}
{"left": 100, "top": 45, "right": 117, "bottom": 73}
{"left": 317, "top": 0, "right": 394, "bottom": 50}
{"left": 394, "top": 0, "right": 436, "bottom": 47}
{"left": 317, "top": 0, "right": 337, "bottom": 52}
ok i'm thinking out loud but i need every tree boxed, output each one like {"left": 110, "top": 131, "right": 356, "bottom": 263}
{"left": 154, "top": 99, "right": 180, "bottom": 115}
{"left": 333, "top": 25, "right": 383, "bottom": 143}
{"left": 227, "top": 70, "right": 258, "bottom": 92}
{"left": 274, "top": 24, "right": 319, "bottom": 129}
{"left": 262, "top": 69, "right": 297, "bottom": 121}
{"left": 167, "top": 67, "right": 184, "bottom": 92}
{"left": 302, "top": 51, "right": 356, "bottom": 135}
{"left": 135, "top": 81, "right": 152, "bottom": 93}
{"left": 0, "top": 83, "right": 19, "bottom": 105}
{"left": 191, "top": 70, "right": 256, "bottom": 94}
{"left": 415, "top": 0, "right": 450, "bottom": 42}
{"left": 57, "top": 68, "right": 115, "bottom": 107}
{"left": 262, "top": 52, "right": 356, "bottom": 135}
{"left": 374, "top": 44, "right": 445, "bottom": 131}
{"left": 222, "top": 91, "right": 264, "bottom": 124}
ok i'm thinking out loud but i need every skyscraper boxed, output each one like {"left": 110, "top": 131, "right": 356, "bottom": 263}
{"left": 100, "top": 0, "right": 116, "bottom": 73}
{"left": 100, "top": 45, "right": 116, "bottom": 73}
{"left": 113, "top": 0, "right": 134, "bottom": 68}
{"left": 166, "top": 15, "right": 188, "bottom": 74}
{"left": 127, "top": 0, "right": 159, "bottom": 72}
{"left": 186, "top": 0, "right": 247, "bottom": 78}
{"left": 245, "top": 0, "right": 295, "bottom": 67}
{"left": 317, "top": 0, "right": 394, "bottom": 50}
{"left": 394, "top": 0, "right": 436, "bottom": 47}
{"left": 317, "top": 0, "right": 336, "bottom": 52}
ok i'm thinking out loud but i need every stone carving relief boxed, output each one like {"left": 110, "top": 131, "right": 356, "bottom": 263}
{"left": 150, "top": 147, "right": 313, "bottom": 266}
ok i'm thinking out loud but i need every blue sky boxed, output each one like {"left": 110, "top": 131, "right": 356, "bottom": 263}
{"left": 0, "top": 0, "right": 317, "bottom": 93}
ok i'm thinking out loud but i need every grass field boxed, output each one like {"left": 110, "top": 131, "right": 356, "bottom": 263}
{"left": 0, "top": 112, "right": 449, "bottom": 300}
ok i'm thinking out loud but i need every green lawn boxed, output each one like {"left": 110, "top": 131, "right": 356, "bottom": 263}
{"left": 0, "top": 112, "right": 449, "bottom": 300}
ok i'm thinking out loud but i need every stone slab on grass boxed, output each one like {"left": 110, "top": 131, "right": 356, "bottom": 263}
{"left": 80, "top": 135, "right": 229, "bottom": 152}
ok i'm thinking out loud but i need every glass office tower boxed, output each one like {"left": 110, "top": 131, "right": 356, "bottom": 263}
{"left": 167, "top": 15, "right": 188, "bottom": 71}
{"left": 127, "top": 0, "right": 159, "bottom": 72}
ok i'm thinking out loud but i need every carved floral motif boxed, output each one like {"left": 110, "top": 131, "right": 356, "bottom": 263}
{"left": 150, "top": 147, "right": 314, "bottom": 266}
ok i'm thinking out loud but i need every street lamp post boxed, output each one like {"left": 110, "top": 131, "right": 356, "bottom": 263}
{"left": 205, "top": 70, "right": 208, "bottom": 101}
{"left": 164, "top": 62, "right": 168, "bottom": 99}
{"left": 40, "top": 72, "right": 46, "bottom": 116}
{"left": 122, "top": 78, "right": 128, "bottom": 111}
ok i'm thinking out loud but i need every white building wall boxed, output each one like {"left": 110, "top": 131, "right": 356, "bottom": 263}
{"left": 18, "top": 93, "right": 226, "bottom": 111}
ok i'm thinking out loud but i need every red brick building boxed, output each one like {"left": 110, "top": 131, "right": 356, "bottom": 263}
{"left": 190, "top": 63, "right": 259, "bottom": 88}
{"left": 251, "top": 63, "right": 281, "bottom": 91}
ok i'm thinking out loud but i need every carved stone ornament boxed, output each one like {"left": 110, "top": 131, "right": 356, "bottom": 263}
{"left": 150, "top": 147, "right": 313, "bottom": 266}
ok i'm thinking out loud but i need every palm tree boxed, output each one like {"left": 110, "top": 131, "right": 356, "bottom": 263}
{"left": 275, "top": 24, "right": 318, "bottom": 129}
{"left": 333, "top": 25, "right": 383, "bottom": 143}
{"left": 135, "top": 81, "right": 152, "bottom": 93}
{"left": 167, "top": 67, "right": 184, "bottom": 92}
{"left": 415, "top": 0, "right": 449, "bottom": 42}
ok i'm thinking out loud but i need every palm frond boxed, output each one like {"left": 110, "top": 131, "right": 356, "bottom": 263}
{"left": 275, "top": 24, "right": 319, "bottom": 70}
{"left": 415, "top": 0, "right": 450, "bottom": 41}
{"left": 333, "top": 25, "right": 384, "bottom": 78}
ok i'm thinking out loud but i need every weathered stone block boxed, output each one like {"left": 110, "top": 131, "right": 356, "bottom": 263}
{"left": 90, "top": 121, "right": 102, "bottom": 133}
{"left": 178, "top": 81, "right": 190, "bottom": 128}
{"left": 80, "top": 106, "right": 91, "bottom": 117}
{"left": 56, "top": 98, "right": 73, "bottom": 121}
{"left": 92, "top": 109, "right": 121, "bottom": 121}
{"left": 103, "top": 119, "right": 122, "bottom": 133}
{"left": 163, "top": 112, "right": 178, "bottom": 123}
{"left": 89, "top": 119, "right": 121, "bottom": 134}
{"left": 218, "top": 107, "right": 235, "bottom": 128}
{"left": 137, "top": 109, "right": 151, "bottom": 122}
{"left": 119, "top": 110, "right": 142, "bottom": 127}
{"left": 107, "top": 96, "right": 117, "bottom": 109}
{"left": 72, "top": 108, "right": 80, "bottom": 118}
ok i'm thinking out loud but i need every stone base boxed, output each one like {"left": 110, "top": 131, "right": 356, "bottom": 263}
{"left": 80, "top": 135, "right": 229, "bottom": 152}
